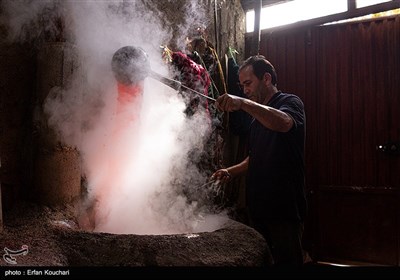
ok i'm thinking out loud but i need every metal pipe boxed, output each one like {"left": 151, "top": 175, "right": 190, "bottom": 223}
{"left": 149, "top": 71, "right": 216, "bottom": 103}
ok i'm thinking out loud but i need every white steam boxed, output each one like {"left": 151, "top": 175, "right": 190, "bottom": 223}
{"left": 1, "top": 0, "right": 228, "bottom": 234}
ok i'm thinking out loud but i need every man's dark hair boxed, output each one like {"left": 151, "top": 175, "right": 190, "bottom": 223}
{"left": 239, "top": 55, "right": 278, "bottom": 86}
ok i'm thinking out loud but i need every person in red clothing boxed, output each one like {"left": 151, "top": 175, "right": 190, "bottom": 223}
{"left": 163, "top": 47, "right": 211, "bottom": 118}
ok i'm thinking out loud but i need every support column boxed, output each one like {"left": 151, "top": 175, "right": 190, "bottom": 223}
{"left": 33, "top": 42, "right": 81, "bottom": 206}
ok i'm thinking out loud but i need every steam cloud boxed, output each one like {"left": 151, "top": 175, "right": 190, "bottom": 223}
{"left": 1, "top": 0, "right": 228, "bottom": 234}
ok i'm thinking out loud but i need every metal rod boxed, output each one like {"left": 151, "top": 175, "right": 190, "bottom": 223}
{"left": 149, "top": 70, "right": 216, "bottom": 103}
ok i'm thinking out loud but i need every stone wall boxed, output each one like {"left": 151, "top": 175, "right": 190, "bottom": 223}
{"left": 144, "top": 0, "right": 245, "bottom": 61}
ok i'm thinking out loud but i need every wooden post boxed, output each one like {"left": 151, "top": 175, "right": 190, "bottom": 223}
{"left": 0, "top": 157, "right": 3, "bottom": 233}
{"left": 251, "top": 0, "right": 262, "bottom": 56}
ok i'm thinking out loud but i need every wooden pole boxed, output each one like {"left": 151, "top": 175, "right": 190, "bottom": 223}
{"left": 251, "top": 0, "right": 262, "bottom": 56}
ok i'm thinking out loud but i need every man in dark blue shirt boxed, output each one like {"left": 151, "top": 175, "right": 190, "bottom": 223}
{"left": 212, "top": 55, "right": 306, "bottom": 267}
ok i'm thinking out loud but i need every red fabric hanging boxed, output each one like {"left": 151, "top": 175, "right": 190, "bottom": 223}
{"left": 171, "top": 51, "right": 211, "bottom": 113}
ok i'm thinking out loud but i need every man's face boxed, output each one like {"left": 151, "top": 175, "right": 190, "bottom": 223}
{"left": 239, "top": 65, "right": 264, "bottom": 103}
